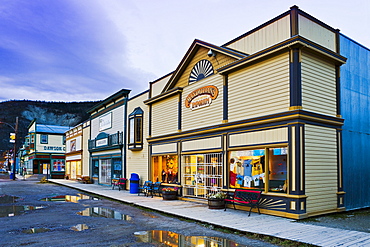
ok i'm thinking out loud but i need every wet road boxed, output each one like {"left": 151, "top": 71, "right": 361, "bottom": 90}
{"left": 0, "top": 179, "right": 278, "bottom": 247}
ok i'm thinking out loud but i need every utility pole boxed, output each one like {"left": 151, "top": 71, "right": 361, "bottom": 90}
{"left": 0, "top": 117, "right": 19, "bottom": 180}
{"left": 12, "top": 117, "right": 18, "bottom": 180}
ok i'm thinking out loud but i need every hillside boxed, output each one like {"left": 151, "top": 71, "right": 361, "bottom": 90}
{"left": 0, "top": 100, "right": 101, "bottom": 153}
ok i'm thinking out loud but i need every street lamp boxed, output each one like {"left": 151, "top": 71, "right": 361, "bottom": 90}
{"left": 0, "top": 117, "right": 18, "bottom": 180}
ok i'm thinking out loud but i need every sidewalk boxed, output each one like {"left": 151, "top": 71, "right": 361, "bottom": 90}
{"left": 49, "top": 179, "right": 370, "bottom": 247}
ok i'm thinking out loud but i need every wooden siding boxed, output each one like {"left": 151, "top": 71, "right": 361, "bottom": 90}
{"left": 152, "top": 75, "right": 171, "bottom": 97}
{"left": 305, "top": 124, "right": 337, "bottom": 214}
{"left": 66, "top": 154, "right": 81, "bottom": 161}
{"left": 127, "top": 92, "right": 149, "bottom": 181}
{"left": 182, "top": 75, "right": 223, "bottom": 131}
{"left": 298, "top": 14, "right": 336, "bottom": 52}
{"left": 225, "top": 15, "right": 290, "bottom": 54}
{"left": 152, "top": 95, "right": 178, "bottom": 137}
{"left": 82, "top": 124, "right": 90, "bottom": 176}
{"left": 229, "top": 128, "right": 288, "bottom": 147}
{"left": 301, "top": 51, "right": 336, "bottom": 116}
{"left": 91, "top": 105, "right": 124, "bottom": 138}
{"left": 182, "top": 136, "right": 221, "bottom": 152}
{"left": 152, "top": 142, "right": 177, "bottom": 154}
{"left": 173, "top": 47, "right": 236, "bottom": 88}
{"left": 228, "top": 52, "right": 290, "bottom": 122}
{"left": 36, "top": 134, "right": 65, "bottom": 153}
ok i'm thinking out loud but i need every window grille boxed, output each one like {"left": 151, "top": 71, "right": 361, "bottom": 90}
{"left": 182, "top": 153, "right": 222, "bottom": 199}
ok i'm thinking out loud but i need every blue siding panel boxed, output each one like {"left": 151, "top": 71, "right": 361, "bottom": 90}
{"left": 340, "top": 34, "right": 370, "bottom": 210}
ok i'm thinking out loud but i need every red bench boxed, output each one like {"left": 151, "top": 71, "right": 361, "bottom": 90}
{"left": 224, "top": 189, "right": 262, "bottom": 216}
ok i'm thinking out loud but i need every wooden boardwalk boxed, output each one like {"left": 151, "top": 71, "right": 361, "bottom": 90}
{"left": 50, "top": 179, "right": 370, "bottom": 247}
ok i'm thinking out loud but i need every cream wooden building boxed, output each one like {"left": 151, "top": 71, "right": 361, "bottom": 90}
{"left": 126, "top": 6, "right": 352, "bottom": 219}
{"left": 87, "top": 89, "right": 130, "bottom": 185}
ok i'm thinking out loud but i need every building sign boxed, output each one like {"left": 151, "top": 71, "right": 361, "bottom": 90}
{"left": 43, "top": 146, "right": 65, "bottom": 151}
{"left": 99, "top": 113, "right": 112, "bottom": 131}
{"left": 185, "top": 85, "right": 219, "bottom": 110}
{"left": 96, "top": 138, "right": 108, "bottom": 147}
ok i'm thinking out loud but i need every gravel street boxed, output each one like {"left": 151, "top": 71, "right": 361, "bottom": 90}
{"left": 0, "top": 179, "right": 279, "bottom": 247}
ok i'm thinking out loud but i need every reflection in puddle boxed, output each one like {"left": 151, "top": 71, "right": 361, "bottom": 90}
{"left": 0, "top": 195, "right": 19, "bottom": 203}
{"left": 134, "top": 230, "right": 246, "bottom": 247}
{"left": 77, "top": 207, "right": 132, "bottom": 220}
{"left": 41, "top": 193, "right": 99, "bottom": 203}
{"left": 22, "top": 228, "right": 50, "bottom": 234}
{"left": 71, "top": 224, "right": 89, "bottom": 231}
{"left": 0, "top": 205, "right": 45, "bottom": 217}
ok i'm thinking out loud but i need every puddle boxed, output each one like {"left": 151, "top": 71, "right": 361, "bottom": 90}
{"left": 0, "top": 205, "right": 45, "bottom": 217}
{"left": 0, "top": 195, "right": 19, "bottom": 203}
{"left": 41, "top": 193, "right": 99, "bottom": 203}
{"left": 22, "top": 227, "right": 50, "bottom": 234}
{"left": 134, "top": 230, "right": 246, "bottom": 247}
{"left": 77, "top": 207, "right": 132, "bottom": 220}
{"left": 71, "top": 224, "right": 89, "bottom": 231}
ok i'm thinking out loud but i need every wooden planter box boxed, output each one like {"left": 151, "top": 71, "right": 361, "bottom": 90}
{"left": 162, "top": 191, "right": 178, "bottom": 200}
{"left": 208, "top": 198, "right": 225, "bottom": 209}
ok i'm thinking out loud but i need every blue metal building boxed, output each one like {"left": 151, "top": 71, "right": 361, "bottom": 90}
{"left": 340, "top": 34, "right": 370, "bottom": 210}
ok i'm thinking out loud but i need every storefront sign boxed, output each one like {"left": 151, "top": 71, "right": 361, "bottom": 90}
{"left": 185, "top": 85, "right": 218, "bottom": 110}
{"left": 43, "top": 146, "right": 65, "bottom": 151}
{"left": 96, "top": 138, "right": 108, "bottom": 147}
{"left": 99, "top": 113, "right": 112, "bottom": 131}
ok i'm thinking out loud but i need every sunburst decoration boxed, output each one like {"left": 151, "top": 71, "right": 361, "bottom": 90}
{"left": 189, "top": 59, "right": 214, "bottom": 83}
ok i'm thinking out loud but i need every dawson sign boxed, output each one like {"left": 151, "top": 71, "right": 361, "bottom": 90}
{"left": 185, "top": 85, "right": 219, "bottom": 110}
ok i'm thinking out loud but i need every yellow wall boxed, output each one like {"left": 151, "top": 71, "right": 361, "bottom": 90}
{"left": 152, "top": 95, "right": 178, "bottom": 137}
{"left": 225, "top": 15, "right": 291, "bottom": 54}
{"left": 298, "top": 14, "right": 336, "bottom": 52}
{"left": 228, "top": 52, "right": 290, "bottom": 122}
{"left": 305, "top": 124, "right": 338, "bottom": 215}
{"left": 301, "top": 51, "right": 337, "bottom": 116}
{"left": 181, "top": 75, "right": 224, "bottom": 131}
{"left": 127, "top": 92, "right": 149, "bottom": 181}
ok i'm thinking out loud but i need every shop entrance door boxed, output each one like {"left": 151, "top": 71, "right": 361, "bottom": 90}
{"left": 99, "top": 159, "right": 111, "bottom": 185}
{"left": 182, "top": 153, "right": 222, "bottom": 199}
{"left": 70, "top": 161, "right": 76, "bottom": 179}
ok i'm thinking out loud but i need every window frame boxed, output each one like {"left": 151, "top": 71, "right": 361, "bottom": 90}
{"left": 128, "top": 107, "right": 144, "bottom": 150}
{"left": 40, "top": 134, "right": 48, "bottom": 144}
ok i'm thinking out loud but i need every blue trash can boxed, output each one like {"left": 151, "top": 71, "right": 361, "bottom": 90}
{"left": 129, "top": 173, "right": 140, "bottom": 194}
{"left": 9, "top": 173, "right": 14, "bottom": 179}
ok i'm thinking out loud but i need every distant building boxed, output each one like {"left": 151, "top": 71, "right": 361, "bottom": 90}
{"left": 87, "top": 89, "right": 130, "bottom": 185}
{"left": 23, "top": 119, "right": 70, "bottom": 178}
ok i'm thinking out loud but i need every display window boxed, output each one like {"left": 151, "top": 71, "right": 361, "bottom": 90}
{"left": 151, "top": 155, "right": 178, "bottom": 184}
{"left": 229, "top": 147, "right": 287, "bottom": 193}
{"left": 52, "top": 160, "right": 65, "bottom": 172}
{"left": 112, "top": 158, "right": 122, "bottom": 178}
{"left": 182, "top": 153, "right": 222, "bottom": 198}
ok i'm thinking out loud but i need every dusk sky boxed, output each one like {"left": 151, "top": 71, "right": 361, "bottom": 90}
{"left": 1, "top": 0, "right": 369, "bottom": 102}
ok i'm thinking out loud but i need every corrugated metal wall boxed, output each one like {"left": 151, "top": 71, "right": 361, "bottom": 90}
{"left": 340, "top": 34, "right": 370, "bottom": 210}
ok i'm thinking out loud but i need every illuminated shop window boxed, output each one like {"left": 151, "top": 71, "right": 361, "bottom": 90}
{"left": 182, "top": 153, "right": 223, "bottom": 199}
{"left": 228, "top": 147, "right": 287, "bottom": 193}
{"left": 151, "top": 155, "right": 178, "bottom": 184}
{"left": 52, "top": 159, "right": 65, "bottom": 172}
{"left": 128, "top": 107, "right": 143, "bottom": 150}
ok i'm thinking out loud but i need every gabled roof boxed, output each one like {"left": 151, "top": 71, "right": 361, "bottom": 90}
{"left": 162, "top": 39, "right": 248, "bottom": 93}
{"left": 35, "top": 124, "right": 71, "bottom": 134}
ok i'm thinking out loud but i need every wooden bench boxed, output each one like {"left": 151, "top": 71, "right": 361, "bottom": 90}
{"left": 77, "top": 176, "right": 91, "bottom": 184}
{"left": 224, "top": 189, "right": 262, "bottom": 216}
